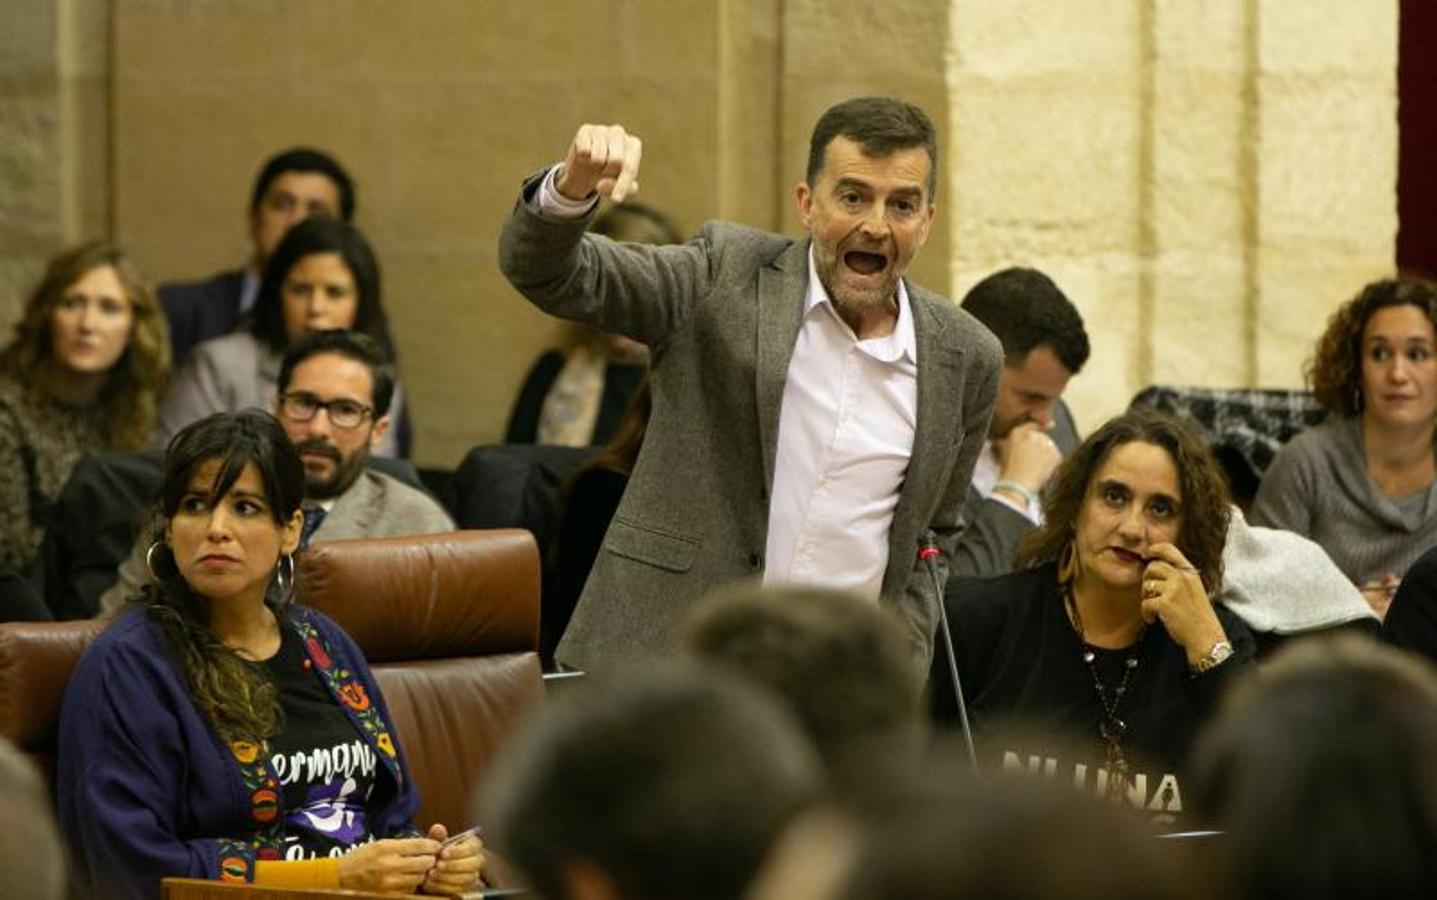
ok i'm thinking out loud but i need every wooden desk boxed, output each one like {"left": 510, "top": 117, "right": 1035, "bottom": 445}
{"left": 161, "top": 879, "right": 511, "bottom": 899}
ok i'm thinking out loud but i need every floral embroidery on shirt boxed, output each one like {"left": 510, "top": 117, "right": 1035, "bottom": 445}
{"left": 290, "top": 614, "right": 403, "bottom": 776}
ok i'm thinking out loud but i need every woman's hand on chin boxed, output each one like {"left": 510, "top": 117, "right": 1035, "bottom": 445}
{"left": 419, "top": 822, "right": 485, "bottom": 896}
{"left": 1139, "top": 542, "right": 1227, "bottom": 664}
{"left": 337, "top": 836, "right": 441, "bottom": 894}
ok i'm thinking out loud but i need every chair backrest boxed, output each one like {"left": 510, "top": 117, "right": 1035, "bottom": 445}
{"left": 0, "top": 529, "right": 544, "bottom": 835}
{"left": 0, "top": 619, "right": 105, "bottom": 782}
{"left": 296, "top": 528, "right": 544, "bottom": 831}
{"left": 450, "top": 443, "right": 597, "bottom": 555}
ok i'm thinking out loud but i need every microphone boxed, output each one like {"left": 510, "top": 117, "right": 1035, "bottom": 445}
{"left": 920, "top": 531, "right": 979, "bottom": 774}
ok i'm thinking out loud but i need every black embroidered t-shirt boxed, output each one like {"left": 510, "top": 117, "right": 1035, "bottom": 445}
{"left": 262, "top": 625, "right": 381, "bottom": 860}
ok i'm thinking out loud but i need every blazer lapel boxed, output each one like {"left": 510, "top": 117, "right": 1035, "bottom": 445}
{"left": 884, "top": 286, "right": 968, "bottom": 596}
{"left": 322, "top": 470, "right": 379, "bottom": 540}
{"left": 756, "top": 239, "right": 811, "bottom": 489}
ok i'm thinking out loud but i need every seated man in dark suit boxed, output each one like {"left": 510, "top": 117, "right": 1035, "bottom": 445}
{"left": 100, "top": 330, "right": 452, "bottom": 611}
{"left": 952, "top": 267, "right": 1090, "bottom": 577}
{"left": 158, "top": 147, "right": 355, "bottom": 367}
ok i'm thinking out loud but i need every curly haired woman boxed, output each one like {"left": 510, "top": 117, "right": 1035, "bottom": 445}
{"left": 1251, "top": 276, "right": 1437, "bottom": 618}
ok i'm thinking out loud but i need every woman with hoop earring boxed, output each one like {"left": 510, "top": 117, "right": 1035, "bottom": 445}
{"left": 932, "top": 409, "right": 1255, "bottom": 821}
{"left": 56, "top": 411, "right": 482, "bottom": 899}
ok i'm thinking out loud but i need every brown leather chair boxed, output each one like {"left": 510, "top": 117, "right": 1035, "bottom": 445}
{"left": 300, "top": 529, "right": 544, "bottom": 830}
{"left": 0, "top": 529, "right": 544, "bottom": 836}
{"left": 0, "top": 618, "right": 104, "bottom": 784}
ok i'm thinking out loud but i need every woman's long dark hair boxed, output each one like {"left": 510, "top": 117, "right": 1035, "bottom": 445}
{"left": 1016, "top": 408, "right": 1231, "bottom": 593}
{"left": 249, "top": 216, "right": 395, "bottom": 361}
{"left": 144, "top": 410, "right": 305, "bottom": 744}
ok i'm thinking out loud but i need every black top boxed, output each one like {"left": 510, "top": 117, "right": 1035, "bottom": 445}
{"left": 1381, "top": 543, "right": 1437, "bottom": 661}
{"left": 262, "top": 624, "right": 381, "bottom": 860}
{"left": 504, "top": 349, "right": 646, "bottom": 446}
{"left": 930, "top": 563, "right": 1256, "bottom": 824}
{"left": 546, "top": 467, "right": 631, "bottom": 660}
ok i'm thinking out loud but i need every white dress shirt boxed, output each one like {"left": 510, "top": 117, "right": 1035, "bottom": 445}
{"left": 762, "top": 251, "right": 918, "bottom": 601}
{"left": 239, "top": 269, "right": 261, "bottom": 315}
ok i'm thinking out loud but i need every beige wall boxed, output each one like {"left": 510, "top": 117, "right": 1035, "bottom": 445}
{"left": 1, "top": 0, "right": 1398, "bottom": 462}
{"left": 0, "top": 0, "right": 110, "bottom": 328}
{"left": 949, "top": 0, "right": 1397, "bottom": 433}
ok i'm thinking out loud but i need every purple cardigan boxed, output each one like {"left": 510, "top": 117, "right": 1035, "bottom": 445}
{"left": 57, "top": 606, "right": 420, "bottom": 900}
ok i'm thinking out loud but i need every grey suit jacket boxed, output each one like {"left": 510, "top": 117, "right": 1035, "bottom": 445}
{"left": 499, "top": 178, "right": 1001, "bottom": 670}
{"left": 99, "top": 469, "right": 454, "bottom": 614}
{"left": 950, "top": 398, "right": 1080, "bottom": 578}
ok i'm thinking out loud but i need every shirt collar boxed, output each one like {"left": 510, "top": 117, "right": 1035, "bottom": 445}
{"left": 239, "top": 268, "right": 262, "bottom": 315}
{"left": 804, "top": 246, "right": 916, "bottom": 364}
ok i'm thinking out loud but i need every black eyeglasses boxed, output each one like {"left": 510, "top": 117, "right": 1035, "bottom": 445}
{"left": 278, "top": 392, "right": 374, "bottom": 429}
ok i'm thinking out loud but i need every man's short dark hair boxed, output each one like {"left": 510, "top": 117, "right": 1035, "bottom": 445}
{"left": 806, "top": 97, "right": 938, "bottom": 200}
{"left": 278, "top": 329, "right": 395, "bottom": 418}
{"left": 482, "top": 665, "right": 821, "bottom": 900}
{"left": 683, "top": 584, "right": 923, "bottom": 774}
{"left": 248, "top": 147, "right": 356, "bottom": 221}
{"left": 960, "top": 267, "right": 1090, "bottom": 374}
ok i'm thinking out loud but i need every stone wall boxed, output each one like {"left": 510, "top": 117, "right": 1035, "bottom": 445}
{"left": 0, "top": 0, "right": 1399, "bottom": 460}
{"left": 0, "top": 0, "right": 110, "bottom": 328}
{"left": 949, "top": 0, "right": 1397, "bottom": 432}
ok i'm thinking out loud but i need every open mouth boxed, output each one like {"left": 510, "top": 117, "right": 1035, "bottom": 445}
{"left": 843, "top": 250, "right": 888, "bottom": 276}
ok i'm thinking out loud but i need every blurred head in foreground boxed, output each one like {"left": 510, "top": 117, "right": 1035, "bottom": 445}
{"left": 482, "top": 663, "right": 822, "bottom": 900}
{"left": 683, "top": 582, "right": 924, "bottom": 781}
{"left": 748, "top": 745, "right": 1186, "bottom": 900}
{"left": 1190, "top": 634, "right": 1437, "bottom": 899}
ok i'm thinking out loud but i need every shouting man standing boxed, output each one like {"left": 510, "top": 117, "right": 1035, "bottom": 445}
{"left": 499, "top": 98, "right": 1001, "bottom": 671}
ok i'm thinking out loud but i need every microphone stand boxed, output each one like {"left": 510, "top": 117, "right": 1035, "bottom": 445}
{"left": 921, "top": 535, "right": 979, "bottom": 775}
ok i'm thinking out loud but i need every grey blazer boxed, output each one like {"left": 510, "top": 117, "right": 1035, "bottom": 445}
{"left": 499, "top": 178, "right": 1002, "bottom": 670}
{"left": 99, "top": 469, "right": 455, "bottom": 614}
{"left": 949, "top": 398, "right": 1080, "bottom": 578}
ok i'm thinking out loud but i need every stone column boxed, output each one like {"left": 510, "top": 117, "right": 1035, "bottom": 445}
{"left": 946, "top": 0, "right": 1396, "bottom": 432}
{"left": 0, "top": 0, "right": 111, "bottom": 324}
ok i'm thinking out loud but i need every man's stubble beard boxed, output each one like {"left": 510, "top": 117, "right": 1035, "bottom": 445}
{"left": 296, "top": 438, "right": 370, "bottom": 501}
{"left": 814, "top": 256, "right": 899, "bottom": 324}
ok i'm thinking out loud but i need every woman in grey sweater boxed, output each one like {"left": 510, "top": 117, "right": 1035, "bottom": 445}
{"left": 1252, "top": 277, "right": 1437, "bottom": 618}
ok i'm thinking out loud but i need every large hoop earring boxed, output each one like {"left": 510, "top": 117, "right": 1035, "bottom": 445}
{"left": 275, "top": 554, "right": 295, "bottom": 601}
{"left": 145, "top": 541, "right": 168, "bottom": 582}
{"left": 1056, "top": 538, "right": 1078, "bottom": 586}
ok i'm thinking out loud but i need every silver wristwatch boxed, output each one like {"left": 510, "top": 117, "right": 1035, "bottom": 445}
{"left": 1190, "top": 639, "right": 1234, "bottom": 675}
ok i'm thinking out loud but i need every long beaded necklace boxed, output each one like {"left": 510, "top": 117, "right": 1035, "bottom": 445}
{"left": 1064, "top": 585, "right": 1146, "bottom": 802}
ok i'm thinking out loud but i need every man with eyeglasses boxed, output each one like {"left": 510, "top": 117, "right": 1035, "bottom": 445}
{"left": 99, "top": 330, "right": 452, "bottom": 613}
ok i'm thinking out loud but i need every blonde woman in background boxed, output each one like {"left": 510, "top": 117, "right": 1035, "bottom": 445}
{"left": 0, "top": 241, "right": 169, "bottom": 576}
